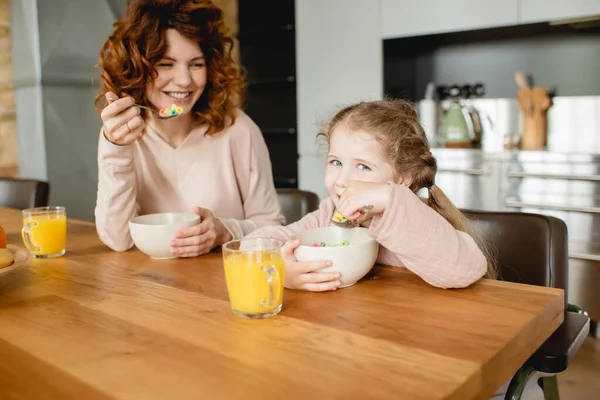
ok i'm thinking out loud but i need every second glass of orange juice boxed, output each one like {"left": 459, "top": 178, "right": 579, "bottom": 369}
{"left": 22, "top": 206, "right": 67, "bottom": 258}
{"left": 222, "top": 238, "right": 284, "bottom": 319}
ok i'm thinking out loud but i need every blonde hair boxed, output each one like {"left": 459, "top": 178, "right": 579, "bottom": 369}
{"left": 320, "top": 99, "right": 497, "bottom": 279}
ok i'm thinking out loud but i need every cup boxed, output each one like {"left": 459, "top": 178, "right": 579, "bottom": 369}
{"left": 21, "top": 206, "right": 67, "bottom": 258}
{"left": 222, "top": 238, "right": 284, "bottom": 319}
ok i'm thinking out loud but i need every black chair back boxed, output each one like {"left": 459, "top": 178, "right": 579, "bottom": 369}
{"left": 276, "top": 189, "right": 319, "bottom": 224}
{"left": 465, "top": 210, "right": 568, "bottom": 306}
{"left": 0, "top": 178, "right": 50, "bottom": 209}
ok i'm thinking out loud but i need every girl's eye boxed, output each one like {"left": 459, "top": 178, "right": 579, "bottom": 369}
{"left": 357, "top": 164, "right": 371, "bottom": 171}
{"left": 330, "top": 160, "right": 342, "bottom": 167}
{"left": 191, "top": 63, "right": 205, "bottom": 68}
{"left": 156, "top": 63, "right": 173, "bottom": 67}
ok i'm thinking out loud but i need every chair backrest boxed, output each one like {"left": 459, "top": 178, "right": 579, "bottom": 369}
{"left": 0, "top": 178, "right": 50, "bottom": 209}
{"left": 464, "top": 210, "right": 568, "bottom": 297}
{"left": 276, "top": 188, "right": 320, "bottom": 224}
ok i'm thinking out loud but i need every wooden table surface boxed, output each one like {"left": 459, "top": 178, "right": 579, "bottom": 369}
{"left": 0, "top": 207, "right": 564, "bottom": 399}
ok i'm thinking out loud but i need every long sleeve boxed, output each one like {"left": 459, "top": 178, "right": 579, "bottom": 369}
{"left": 94, "top": 131, "right": 138, "bottom": 251}
{"left": 219, "top": 116, "right": 285, "bottom": 239}
{"left": 369, "top": 185, "right": 487, "bottom": 289}
{"left": 244, "top": 205, "right": 323, "bottom": 242}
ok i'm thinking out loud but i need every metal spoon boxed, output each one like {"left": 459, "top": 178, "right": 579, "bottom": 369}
{"left": 331, "top": 204, "right": 374, "bottom": 228}
{"left": 135, "top": 104, "right": 183, "bottom": 120}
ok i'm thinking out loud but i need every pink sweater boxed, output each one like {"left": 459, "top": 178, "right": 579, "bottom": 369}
{"left": 247, "top": 185, "right": 487, "bottom": 289}
{"left": 95, "top": 110, "right": 285, "bottom": 251}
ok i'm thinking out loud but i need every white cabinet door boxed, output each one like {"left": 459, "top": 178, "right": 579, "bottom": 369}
{"left": 296, "top": 0, "right": 383, "bottom": 154}
{"left": 296, "top": 0, "right": 383, "bottom": 193}
{"left": 519, "top": 0, "right": 600, "bottom": 24}
{"left": 381, "top": 0, "right": 519, "bottom": 39}
{"left": 431, "top": 149, "right": 502, "bottom": 211}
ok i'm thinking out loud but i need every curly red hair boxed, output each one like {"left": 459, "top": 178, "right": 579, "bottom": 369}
{"left": 94, "top": 0, "right": 245, "bottom": 135}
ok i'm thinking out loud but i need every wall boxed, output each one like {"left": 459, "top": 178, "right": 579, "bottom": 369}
{"left": 385, "top": 27, "right": 600, "bottom": 101}
{"left": 10, "top": 0, "right": 238, "bottom": 221}
{"left": 0, "top": 0, "right": 16, "bottom": 177}
{"left": 429, "top": 33, "right": 600, "bottom": 98}
{"left": 296, "top": 0, "right": 383, "bottom": 200}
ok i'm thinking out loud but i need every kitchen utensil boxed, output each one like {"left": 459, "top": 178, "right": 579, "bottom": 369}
{"left": 135, "top": 104, "right": 183, "bottom": 120}
{"left": 519, "top": 86, "right": 553, "bottom": 150}
{"left": 331, "top": 205, "right": 374, "bottom": 228}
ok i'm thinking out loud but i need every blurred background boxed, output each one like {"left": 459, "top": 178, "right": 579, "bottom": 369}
{"left": 1, "top": 3, "right": 600, "bottom": 397}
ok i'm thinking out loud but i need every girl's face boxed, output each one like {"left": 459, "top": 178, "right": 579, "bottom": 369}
{"left": 145, "top": 29, "right": 207, "bottom": 115}
{"left": 324, "top": 125, "right": 396, "bottom": 205}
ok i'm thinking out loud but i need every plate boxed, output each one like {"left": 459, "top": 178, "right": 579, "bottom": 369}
{"left": 0, "top": 244, "right": 30, "bottom": 277}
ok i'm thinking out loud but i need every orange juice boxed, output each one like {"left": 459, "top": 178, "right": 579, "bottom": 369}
{"left": 22, "top": 207, "right": 67, "bottom": 258}
{"left": 223, "top": 251, "right": 284, "bottom": 317}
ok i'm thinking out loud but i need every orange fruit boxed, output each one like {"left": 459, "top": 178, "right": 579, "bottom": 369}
{"left": 0, "top": 224, "right": 6, "bottom": 248}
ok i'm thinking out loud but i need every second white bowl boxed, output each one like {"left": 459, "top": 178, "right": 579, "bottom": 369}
{"left": 129, "top": 212, "right": 200, "bottom": 259}
{"left": 293, "top": 227, "right": 378, "bottom": 288}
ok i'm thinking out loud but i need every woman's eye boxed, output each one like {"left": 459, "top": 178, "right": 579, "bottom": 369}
{"left": 156, "top": 63, "right": 173, "bottom": 67}
{"left": 357, "top": 164, "right": 371, "bottom": 171}
{"left": 191, "top": 63, "right": 205, "bottom": 68}
{"left": 330, "top": 160, "right": 342, "bottom": 166}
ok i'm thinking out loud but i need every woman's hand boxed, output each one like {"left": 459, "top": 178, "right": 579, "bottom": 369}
{"left": 100, "top": 91, "right": 146, "bottom": 146}
{"left": 171, "top": 207, "right": 233, "bottom": 257}
{"left": 336, "top": 181, "right": 392, "bottom": 223}
{"left": 281, "top": 239, "right": 341, "bottom": 291}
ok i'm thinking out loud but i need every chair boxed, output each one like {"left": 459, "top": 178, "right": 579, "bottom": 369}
{"left": 276, "top": 188, "right": 320, "bottom": 224}
{"left": 0, "top": 177, "right": 50, "bottom": 209}
{"left": 464, "top": 210, "right": 590, "bottom": 400}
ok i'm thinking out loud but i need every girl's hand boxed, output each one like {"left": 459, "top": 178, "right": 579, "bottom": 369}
{"left": 337, "top": 181, "right": 392, "bottom": 223}
{"left": 281, "top": 239, "right": 341, "bottom": 291}
{"left": 100, "top": 91, "right": 146, "bottom": 146}
{"left": 171, "top": 207, "right": 233, "bottom": 257}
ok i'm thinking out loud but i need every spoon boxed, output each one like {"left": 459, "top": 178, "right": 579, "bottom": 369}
{"left": 135, "top": 104, "right": 183, "bottom": 120}
{"left": 331, "top": 205, "right": 374, "bottom": 228}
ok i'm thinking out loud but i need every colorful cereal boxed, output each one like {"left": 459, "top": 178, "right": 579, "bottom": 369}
{"left": 159, "top": 103, "right": 184, "bottom": 117}
{"left": 311, "top": 240, "right": 350, "bottom": 248}
{"left": 332, "top": 213, "right": 347, "bottom": 223}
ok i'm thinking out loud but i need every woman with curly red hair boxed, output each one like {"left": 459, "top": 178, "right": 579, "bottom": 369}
{"left": 94, "top": 0, "right": 284, "bottom": 256}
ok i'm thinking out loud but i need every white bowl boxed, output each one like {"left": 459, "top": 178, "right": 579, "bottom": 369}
{"left": 293, "top": 227, "right": 378, "bottom": 288}
{"left": 129, "top": 212, "right": 200, "bottom": 259}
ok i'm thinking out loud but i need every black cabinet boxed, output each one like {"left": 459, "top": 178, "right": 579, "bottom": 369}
{"left": 238, "top": 0, "right": 298, "bottom": 188}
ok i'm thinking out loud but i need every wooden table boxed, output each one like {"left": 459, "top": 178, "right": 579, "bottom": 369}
{"left": 0, "top": 207, "right": 564, "bottom": 399}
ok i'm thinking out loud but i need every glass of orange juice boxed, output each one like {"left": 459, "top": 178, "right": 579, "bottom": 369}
{"left": 222, "top": 238, "right": 284, "bottom": 319}
{"left": 21, "top": 206, "right": 67, "bottom": 258}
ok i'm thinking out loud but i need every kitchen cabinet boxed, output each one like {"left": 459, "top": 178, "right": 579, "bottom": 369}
{"left": 381, "top": 0, "right": 519, "bottom": 39}
{"left": 501, "top": 152, "right": 600, "bottom": 322}
{"left": 519, "top": 0, "right": 600, "bottom": 24}
{"left": 434, "top": 149, "right": 600, "bottom": 325}
{"left": 238, "top": 0, "right": 299, "bottom": 188}
{"left": 432, "top": 149, "right": 502, "bottom": 211}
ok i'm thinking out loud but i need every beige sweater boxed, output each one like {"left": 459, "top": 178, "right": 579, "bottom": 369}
{"left": 247, "top": 185, "right": 487, "bottom": 289}
{"left": 95, "top": 110, "right": 285, "bottom": 251}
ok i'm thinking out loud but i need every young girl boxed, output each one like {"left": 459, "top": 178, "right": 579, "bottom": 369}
{"left": 246, "top": 99, "right": 495, "bottom": 291}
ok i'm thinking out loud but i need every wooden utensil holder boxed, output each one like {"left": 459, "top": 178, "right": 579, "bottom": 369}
{"left": 518, "top": 86, "right": 552, "bottom": 150}
{"left": 521, "top": 110, "right": 549, "bottom": 150}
